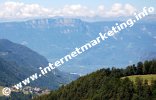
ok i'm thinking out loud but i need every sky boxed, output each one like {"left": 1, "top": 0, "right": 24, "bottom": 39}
{"left": 0, "top": 0, "right": 155, "bottom": 9}
{"left": 0, "top": 0, "right": 155, "bottom": 19}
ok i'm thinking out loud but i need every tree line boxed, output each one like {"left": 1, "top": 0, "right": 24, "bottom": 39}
{"left": 33, "top": 59, "right": 156, "bottom": 100}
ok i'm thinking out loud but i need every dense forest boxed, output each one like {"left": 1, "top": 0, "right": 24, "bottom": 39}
{"left": 34, "top": 59, "right": 156, "bottom": 100}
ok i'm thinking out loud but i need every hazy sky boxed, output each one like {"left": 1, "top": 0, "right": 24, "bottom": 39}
{"left": 0, "top": 0, "right": 155, "bottom": 9}
{"left": 0, "top": 0, "right": 155, "bottom": 19}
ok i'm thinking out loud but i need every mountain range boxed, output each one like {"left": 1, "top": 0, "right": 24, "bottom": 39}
{"left": 0, "top": 17, "right": 156, "bottom": 75}
{"left": 0, "top": 39, "right": 79, "bottom": 89}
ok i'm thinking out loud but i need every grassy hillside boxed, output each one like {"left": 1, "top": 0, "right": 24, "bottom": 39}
{"left": 122, "top": 74, "right": 156, "bottom": 85}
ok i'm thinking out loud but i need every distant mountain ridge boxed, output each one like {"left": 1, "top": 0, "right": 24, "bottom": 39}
{"left": 0, "top": 39, "right": 48, "bottom": 69}
{"left": 0, "top": 17, "right": 156, "bottom": 74}
{"left": 0, "top": 39, "right": 79, "bottom": 89}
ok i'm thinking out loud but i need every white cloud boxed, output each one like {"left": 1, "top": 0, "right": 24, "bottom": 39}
{"left": 0, "top": 2, "right": 137, "bottom": 19}
{"left": 106, "top": 3, "right": 136, "bottom": 17}
{"left": 112, "top": 3, "right": 123, "bottom": 12}
{"left": 56, "top": 4, "right": 95, "bottom": 17}
{"left": 106, "top": 3, "right": 124, "bottom": 17}
{"left": 0, "top": 2, "right": 53, "bottom": 19}
{"left": 97, "top": 5, "right": 105, "bottom": 17}
{"left": 124, "top": 4, "right": 137, "bottom": 15}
